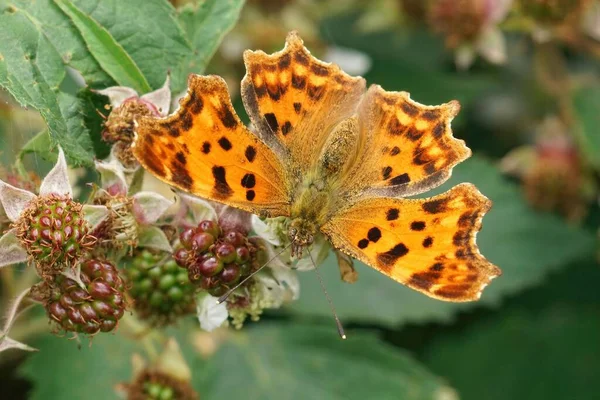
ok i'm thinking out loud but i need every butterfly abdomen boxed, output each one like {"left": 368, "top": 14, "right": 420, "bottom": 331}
{"left": 318, "top": 116, "right": 360, "bottom": 178}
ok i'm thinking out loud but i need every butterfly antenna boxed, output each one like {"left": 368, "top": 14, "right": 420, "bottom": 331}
{"left": 308, "top": 250, "right": 346, "bottom": 339}
{"left": 217, "top": 243, "right": 292, "bottom": 304}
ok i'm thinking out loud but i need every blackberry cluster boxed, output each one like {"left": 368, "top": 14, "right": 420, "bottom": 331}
{"left": 174, "top": 220, "right": 259, "bottom": 297}
{"left": 43, "top": 259, "right": 126, "bottom": 335}
{"left": 102, "top": 99, "right": 157, "bottom": 168}
{"left": 127, "top": 370, "right": 198, "bottom": 400}
{"left": 15, "top": 194, "right": 95, "bottom": 274}
{"left": 123, "top": 249, "right": 196, "bottom": 326}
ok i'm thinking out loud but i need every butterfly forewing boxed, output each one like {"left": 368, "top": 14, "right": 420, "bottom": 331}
{"left": 340, "top": 85, "right": 471, "bottom": 198}
{"left": 133, "top": 75, "right": 291, "bottom": 217}
{"left": 241, "top": 31, "right": 365, "bottom": 173}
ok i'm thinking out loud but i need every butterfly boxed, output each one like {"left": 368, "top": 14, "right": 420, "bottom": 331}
{"left": 132, "top": 31, "right": 501, "bottom": 302}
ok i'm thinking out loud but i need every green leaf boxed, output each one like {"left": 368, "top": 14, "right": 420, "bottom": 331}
{"left": 0, "top": 7, "right": 94, "bottom": 165}
{"left": 0, "top": 0, "right": 191, "bottom": 163}
{"left": 53, "top": 0, "right": 151, "bottom": 93}
{"left": 288, "top": 157, "right": 596, "bottom": 326}
{"left": 573, "top": 85, "right": 600, "bottom": 170}
{"left": 19, "top": 332, "right": 140, "bottom": 400}
{"left": 422, "top": 258, "right": 600, "bottom": 400}
{"left": 20, "top": 322, "right": 455, "bottom": 400}
{"left": 3, "top": 0, "right": 190, "bottom": 90}
{"left": 196, "top": 323, "right": 455, "bottom": 400}
{"left": 61, "top": 0, "right": 192, "bottom": 90}
{"left": 77, "top": 88, "right": 111, "bottom": 160}
{"left": 173, "top": 0, "right": 245, "bottom": 92}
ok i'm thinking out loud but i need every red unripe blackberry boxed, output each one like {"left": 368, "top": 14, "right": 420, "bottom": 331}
{"left": 14, "top": 194, "right": 96, "bottom": 276}
{"left": 43, "top": 259, "right": 126, "bottom": 335}
{"left": 175, "top": 220, "right": 260, "bottom": 296}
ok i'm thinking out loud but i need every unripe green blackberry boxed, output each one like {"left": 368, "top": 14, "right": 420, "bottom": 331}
{"left": 123, "top": 249, "right": 196, "bottom": 326}
{"left": 174, "top": 220, "right": 259, "bottom": 296}
{"left": 44, "top": 259, "right": 126, "bottom": 335}
{"left": 127, "top": 370, "right": 199, "bottom": 400}
{"left": 14, "top": 194, "right": 95, "bottom": 276}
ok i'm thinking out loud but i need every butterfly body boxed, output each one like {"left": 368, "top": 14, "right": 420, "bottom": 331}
{"left": 133, "top": 31, "right": 501, "bottom": 302}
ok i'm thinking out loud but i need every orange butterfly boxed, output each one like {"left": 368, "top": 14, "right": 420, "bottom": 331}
{"left": 132, "top": 32, "right": 501, "bottom": 303}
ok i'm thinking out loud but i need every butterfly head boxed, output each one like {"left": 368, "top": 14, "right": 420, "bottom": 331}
{"left": 288, "top": 218, "right": 317, "bottom": 258}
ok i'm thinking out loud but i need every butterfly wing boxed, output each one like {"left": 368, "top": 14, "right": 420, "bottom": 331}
{"left": 342, "top": 85, "right": 471, "bottom": 198}
{"left": 321, "top": 183, "right": 501, "bottom": 301}
{"left": 133, "top": 74, "right": 291, "bottom": 217}
{"left": 241, "top": 31, "right": 366, "bottom": 172}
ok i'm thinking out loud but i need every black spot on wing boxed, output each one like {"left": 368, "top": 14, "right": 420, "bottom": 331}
{"left": 171, "top": 159, "right": 193, "bottom": 189}
{"left": 278, "top": 53, "right": 291, "bottom": 69}
{"left": 358, "top": 239, "right": 369, "bottom": 249}
{"left": 241, "top": 173, "right": 256, "bottom": 188}
{"left": 281, "top": 121, "right": 292, "bottom": 136}
{"left": 409, "top": 271, "right": 440, "bottom": 290}
{"left": 401, "top": 102, "right": 419, "bottom": 116}
{"left": 180, "top": 112, "right": 193, "bottom": 131}
{"left": 377, "top": 243, "right": 409, "bottom": 269}
{"left": 307, "top": 85, "right": 324, "bottom": 101}
{"left": 168, "top": 125, "right": 180, "bottom": 138}
{"left": 382, "top": 166, "right": 392, "bottom": 180}
{"left": 189, "top": 91, "right": 204, "bottom": 114}
{"left": 202, "top": 142, "right": 211, "bottom": 154}
{"left": 386, "top": 208, "right": 399, "bottom": 221}
{"left": 423, "top": 198, "right": 450, "bottom": 214}
{"left": 410, "top": 221, "right": 426, "bottom": 231}
{"left": 292, "top": 74, "right": 306, "bottom": 90}
{"left": 430, "top": 262, "right": 444, "bottom": 271}
{"left": 245, "top": 146, "right": 257, "bottom": 162}
{"left": 390, "top": 173, "right": 410, "bottom": 185}
{"left": 387, "top": 117, "right": 404, "bottom": 136}
{"left": 218, "top": 137, "right": 232, "bottom": 151}
{"left": 432, "top": 123, "right": 444, "bottom": 138}
{"left": 458, "top": 211, "right": 478, "bottom": 228}
{"left": 421, "top": 110, "right": 440, "bottom": 121}
{"left": 218, "top": 106, "right": 238, "bottom": 129}
{"left": 422, "top": 237, "right": 433, "bottom": 248}
{"left": 294, "top": 51, "right": 310, "bottom": 66}
{"left": 311, "top": 64, "right": 329, "bottom": 76}
{"left": 367, "top": 227, "right": 381, "bottom": 243}
{"left": 264, "top": 113, "right": 279, "bottom": 133}
{"left": 212, "top": 166, "right": 233, "bottom": 199}
{"left": 175, "top": 151, "right": 186, "bottom": 165}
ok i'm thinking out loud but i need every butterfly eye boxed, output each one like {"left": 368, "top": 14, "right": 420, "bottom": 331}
{"left": 289, "top": 228, "right": 297, "bottom": 237}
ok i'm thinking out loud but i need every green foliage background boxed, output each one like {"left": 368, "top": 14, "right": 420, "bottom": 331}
{"left": 0, "top": 0, "right": 598, "bottom": 399}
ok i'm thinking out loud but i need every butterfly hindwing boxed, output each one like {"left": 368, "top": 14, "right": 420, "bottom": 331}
{"left": 342, "top": 85, "right": 471, "bottom": 198}
{"left": 133, "top": 75, "right": 291, "bottom": 217}
{"left": 241, "top": 31, "right": 365, "bottom": 172}
{"left": 322, "top": 183, "right": 501, "bottom": 301}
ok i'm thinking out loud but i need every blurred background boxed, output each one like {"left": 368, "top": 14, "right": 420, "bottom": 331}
{"left": 1, "top": 0, "right": 599, "bottom": 399}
